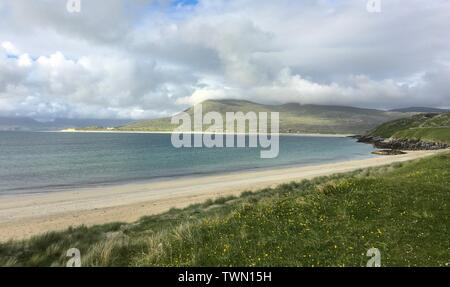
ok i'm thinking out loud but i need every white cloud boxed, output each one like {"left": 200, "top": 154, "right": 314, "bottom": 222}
{"left": 1, "top": 41, "right": 19, "bottom": 55}
{"left": 176, "top": 87, "right": 228, "bottom": 106}
{"left": 0, "top": 46, "right": 195, "bottom": 119}
{"left": 0, "top": 0, "right": 449, "bottom": 120}
{"left": 17, "top": 53, "right": 32, "bottom": 67}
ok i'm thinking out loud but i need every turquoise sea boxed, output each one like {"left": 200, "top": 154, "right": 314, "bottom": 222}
{"left": 0, "top": 132, "right": 376, "bottom": 194}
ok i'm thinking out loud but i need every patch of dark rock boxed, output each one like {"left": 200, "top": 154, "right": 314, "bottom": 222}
{"left": 355, "top": 135, "right": 448, "bottom": 150}
{"left": 375, "top": 139, "right": 448, "bottom": 150}
{"left": 372, "top": 149, "right": 406, "bottom": 155}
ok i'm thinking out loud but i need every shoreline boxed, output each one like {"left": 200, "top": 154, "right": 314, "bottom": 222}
{"left": 0, "top": 149, "right": 445, "bottom": 242}
{"left": 0, "top": 155, "right": 375, "bottom": 197}
{"left": 57, "top": 129, "right": 355, "bottom": 137}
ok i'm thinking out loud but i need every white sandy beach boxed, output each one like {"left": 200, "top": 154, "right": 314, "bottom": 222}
{"left": 0, "top": 149, "right": 444, "bottom": 242}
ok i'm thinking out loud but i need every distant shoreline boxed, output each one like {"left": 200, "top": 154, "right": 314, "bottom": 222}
{"left": 58, "top": 129, "right": 355, "bottom": 138}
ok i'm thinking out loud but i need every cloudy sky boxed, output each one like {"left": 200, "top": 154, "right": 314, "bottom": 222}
{"left": 0, "top": 0, "right": 449, "bottom": 120}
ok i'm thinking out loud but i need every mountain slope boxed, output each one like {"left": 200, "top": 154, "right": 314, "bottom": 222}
{"left": 118, "top": 100, "right": 412, "bottom": 134}
{"left": 364, "top": 112, "right": 450, "bottom": 146}
{"left": 366, "top": 113, "right": 439, "bottom": 138}
{"left": 389, "top": 107, "right": 448, "bottom": 113}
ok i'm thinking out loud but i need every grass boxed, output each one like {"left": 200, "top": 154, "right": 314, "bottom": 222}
{"left": 368, "top": 113, "right": 439, "bottom": 138}
{"left": 1, "top": 152, "right": 449, "bottom": 267}
{"left": 368, "top": 112, "right": 450, "bottom": 144}
{"left": 393, "top": 127, "right": 450, "bottom": 144}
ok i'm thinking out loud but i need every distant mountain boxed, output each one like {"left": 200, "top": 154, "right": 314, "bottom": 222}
{"left": 389, "top": 107, "right": 448, "bottom": 113}
{"left": 117, "top": 99, "right": 414, "bottom": 134}
{"left": 0, "top": 117, "right": 132, "bottom": 131}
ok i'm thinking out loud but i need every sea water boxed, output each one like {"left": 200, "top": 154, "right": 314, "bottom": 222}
{"left": 0, "top": 132, "right": 376, "bottom": 194}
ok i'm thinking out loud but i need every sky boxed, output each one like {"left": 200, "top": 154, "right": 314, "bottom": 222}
{"left": 0, "top": 0, "right": 449, "bottom": 120}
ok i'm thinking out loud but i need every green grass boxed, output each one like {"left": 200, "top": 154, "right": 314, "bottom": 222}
{"left": 1, "top": 152, "right": 449, "bottom": 267}
{"left": 368, "top": 113, "right": 450, "bottom": 143}
{"left": 368, "top": 113, "right": 439, "bottom": 138}
{"left": 422, "top": 113, "right": 450, "bottom": 127}
{"left": 393, "top": 127, "right": 450, "bottom": 144}
{"left": 368, "top": 112, "right": 450, "bottom": 144}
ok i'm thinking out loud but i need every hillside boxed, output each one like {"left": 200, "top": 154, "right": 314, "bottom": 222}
{"left": 0, "top": 117, "right": 131, "bottom": 132}
{"left": 367, "top": 112, "right": 450, "bottom": 144}
{"left": 367, "top": 113, "right": 439, "bottom": 138}
{"left": 117, "top": 100, "right": 411, "bottom": 134}
{"left": 389, "top": 107, "right": 448, "bottom": 113}
{"left": 1, "top": 152, "right": 449, "bottom": 266}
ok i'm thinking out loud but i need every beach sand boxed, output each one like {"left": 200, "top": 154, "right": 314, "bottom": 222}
{"left": 0, "top": 149, "right": 444, "bottom": 242}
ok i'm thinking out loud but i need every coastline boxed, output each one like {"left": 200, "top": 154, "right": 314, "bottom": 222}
{"left": 0, "top": 149, "right": 445, "bottom": 242}
{"left": 57, "top": 129, "right": 355, "bottom": 137}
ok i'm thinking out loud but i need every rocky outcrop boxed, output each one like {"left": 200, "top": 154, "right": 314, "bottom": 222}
{"left": 354, "top": 135, "right": 384, "bottom": 144}
{"left": 354, "top": 135, "right": 448, "bottom": 150}
{"left": 372, "top": 149, "right": 406, "bottom": 155}
{"left": 376, "top": 139, "right": 448, "bottom": 150}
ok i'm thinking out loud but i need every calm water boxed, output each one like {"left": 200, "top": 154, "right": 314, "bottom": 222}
{"left": 0, "top": 132, "right": 376, "bottom": 194}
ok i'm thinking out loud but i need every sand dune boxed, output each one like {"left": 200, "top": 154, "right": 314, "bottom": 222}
{"left": 0, "top": 150, "right": 444, "bottom": 242}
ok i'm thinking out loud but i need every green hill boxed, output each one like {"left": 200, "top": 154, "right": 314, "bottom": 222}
{"left": 367, "top": 112, "right": 450, "bottom": 144}
{"left": 367, "top": 113, "right": 438, "bottom": 138}
{"left": 389, "top": 107, "right": 448, "bottom": 113}
{"left": 117, "top": 100, "right": 411, "bottom": 134}
{"left": 393, "top": 128, "right": 450, "bottom": 144}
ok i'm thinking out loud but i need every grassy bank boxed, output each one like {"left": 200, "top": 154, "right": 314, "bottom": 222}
{"left": 1, "top": 152, "right": 449, "bottom": 267}
{"left": 368, "top": 112, "right": 450, "bottom": 144}
{"left": 393, "top": 127, "right": 450, "bottom": 144}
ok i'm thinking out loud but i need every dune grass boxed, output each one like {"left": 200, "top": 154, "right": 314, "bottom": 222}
{"left": 1, "top": 152, "right": 449, "bottom": 267}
